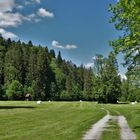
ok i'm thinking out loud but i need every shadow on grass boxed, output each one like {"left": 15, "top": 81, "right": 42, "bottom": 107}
{"left": 118, "top": 102, "right": 129, "bottom": 104}
{"left": 0, "top": 106, "right": 35, "bottom": 109}
{"left": 134, "top": 126, "right": 140, "bottom": 129}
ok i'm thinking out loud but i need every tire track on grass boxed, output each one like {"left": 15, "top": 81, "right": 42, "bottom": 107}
{"left": 82, "top": 108, "right": 136, "bottom": 140}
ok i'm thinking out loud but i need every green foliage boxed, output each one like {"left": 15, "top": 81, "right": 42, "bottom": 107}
{"left": 109, "top": 0, "right": 140, "bottom": 85}
{"left": 4, "top": 44, "right": 24, "bottom": 86}
{"left": 57, "top": 51, "right": 63, "bottom": 65}
{"left": 1, "top": 35, "right": 137, "bottom": 102}
{"left": 60, "top": 90, "right": 72, "bottom": 101}
{"left": 127, "top": 85, "right": 140, "bottom": 102}
{"left": 120, "top": 80, "right": 129, "bottom": 101}
{"left": 83, "top": 68, "right": 94, "bottom": 101}
{"left": 93, "top": 54, "right": 104, "bottom": 75}
{"left": 94, "top": 53, "right": 121, "bottom": 103}
{"left": 50, "top": 49, "right": 55, "bottom": 58}
{"left": 6, "top": 80, "right": 23, "bottom": 100}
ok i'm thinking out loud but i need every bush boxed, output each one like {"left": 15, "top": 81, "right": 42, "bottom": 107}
{"left": 6, "top": 80, "right": 23, "bottom": 100}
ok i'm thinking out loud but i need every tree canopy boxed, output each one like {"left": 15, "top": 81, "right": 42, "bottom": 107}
{"left": 109, "top": 0, "right": 140, "bottom": 86}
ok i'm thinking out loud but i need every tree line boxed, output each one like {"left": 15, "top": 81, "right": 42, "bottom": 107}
{"left": 0, "top": 35, "right": 139, "bottom": 103}
{"left": 0, "top": 36, "right": 93, "bottom": 101}
{"left": 0, "top": 0, "right": 139, "bottom": 103}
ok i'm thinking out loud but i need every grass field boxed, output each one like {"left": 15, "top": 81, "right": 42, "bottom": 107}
{"left": 103, "top": 103, "right": 140, "bottom": 140}
{"left": 0, "top": 101, "right": 140, "bottom": 140}
{"left": 0, "top": 101, "right": 105, "bottom": 140}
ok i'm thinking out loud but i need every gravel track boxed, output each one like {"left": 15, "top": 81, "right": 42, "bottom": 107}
{"left": 118, "top": 116, "right": 136, "bottom": 140}
{"left": 83, "top": 114, "right": 111, "bottom": 140}
{"left": 82, "top": 110, "right": 136, "bottom": 140}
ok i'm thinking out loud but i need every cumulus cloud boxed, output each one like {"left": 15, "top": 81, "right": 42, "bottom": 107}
{"left": 0, "top": 0, "right": 15, "bottom": 12}
{"left": 0, "top": 28, "right": 18, "bottom": 39}
{"left": 0, "top": 11, "right": 43, "bottom": 28}
{"left": 52, "top": 40, "right": 78, "bottom": 50}
{"left": 0, "top": 0, "right": 54, "bottom": 28}
{"left": 0, "top": 12, "right": 23, "bottom": 28}
{"left": 38, "top": 8, "right": 54, "bottom": 18}
{"left": 85, "top": 62, "right": 94, "bottom": 69}
{"left": 0, "top": 0, "right": 54, "bottom": 40}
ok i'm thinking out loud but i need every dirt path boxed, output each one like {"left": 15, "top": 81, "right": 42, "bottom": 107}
{"left": 82, "top": 110, "right": 136, "bottom": 140}
{"left": 118, "top": 116, "right": 136, "bottom": 140}
{"left": 83, "top": 114, "right": 111, "bottom": 140}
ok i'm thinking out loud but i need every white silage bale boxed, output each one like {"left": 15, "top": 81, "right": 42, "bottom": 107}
{"left": 37, "top": 101, "right": 42, "bottom": 104}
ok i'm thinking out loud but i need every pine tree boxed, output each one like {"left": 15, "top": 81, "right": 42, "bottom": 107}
{"left": 50, "top": 49, "right": 55, "bottom": 58}
{"left": 83, "top": 68, "right": 94, "bottom": 101}
{"left": 57, "top": 51, "right": 63, "bottom": 65}
{"left": 4, "top": 43, "right": 24, "bottom": 87}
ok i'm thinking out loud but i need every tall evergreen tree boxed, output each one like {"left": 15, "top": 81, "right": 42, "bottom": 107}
{"left": 57, "top": 51, "right": 63, "bottom": 65}
{"left": 83, "top": 68, "right": 94, "bottom": 101}
{"left": 50, "top": 49, "right": 56, "bottom": 58}
{"left": 4, "top": 44, "right": 24, "bottom": 87}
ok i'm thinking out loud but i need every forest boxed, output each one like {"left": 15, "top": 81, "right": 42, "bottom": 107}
{"left": 0, "top": 0, "right": 139, "bottom": 103}
{"left": 0, "top": 35, "right": 139, "bottom": 103}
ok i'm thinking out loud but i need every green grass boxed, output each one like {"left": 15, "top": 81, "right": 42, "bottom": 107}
{"left": 103, "top": 103, "right": 140, "bottom": 140}
{"left": 0, "top": 102, "right": 140, "bottom": 140}
{"left": 100, "top": 117, "right": 120, "bottom": 140}
{"left": 0, "top": 101, "right": 105, "bottom": 140}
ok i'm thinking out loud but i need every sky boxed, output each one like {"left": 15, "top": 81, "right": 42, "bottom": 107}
{"left": 0, "top": 0, "right": 126, "bottom": 75}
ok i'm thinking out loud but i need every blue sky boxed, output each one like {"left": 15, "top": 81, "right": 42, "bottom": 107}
{"left": 0, "top": 0, "right": 126, "bottom": 75}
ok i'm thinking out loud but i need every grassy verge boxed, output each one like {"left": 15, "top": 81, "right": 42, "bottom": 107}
{"left": 0, "top": 101, "right": 106, "bottom": 140}
{"left": 100, "top": 117, "right": 120, "bottom": 140}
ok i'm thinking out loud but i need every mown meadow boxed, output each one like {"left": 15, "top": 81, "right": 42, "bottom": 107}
{"left": 0, "top": 101, "right": 140, "bottom": 140}
{"left": 0, "top": 101, "right": 105, "bottom": 140}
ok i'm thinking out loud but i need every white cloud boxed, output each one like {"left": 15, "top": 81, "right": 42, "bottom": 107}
{"left": 0, "top": 11, "right": 39, "bottom": 28}
{"left": 52, "top": 40, "right": 64, "bottom": 49}
{"left": 0, "top": 0, "right": 36, "bottom": 28}
{"left": 0, "top": 28, "right": 18, "bottom": 39}
{"left": 23, "top": 13, "right": 42, "bottom": 22}
{"left": 16, "top": 5, "right": 24, "bottom": 10}
{"left": 25, "top": 0, "right": 41, "bottom": 5}
{"left": 0, "top": 0, "right": 54, "bottom": 40}
{"left": 65, "top": 45, "right": 77, "bottom": 49}
{"left": 85, "top": 62, "right": 94, "bottom": 69}
{"left": 0, "top": 12, "right": 23, "bottom": 28}
{"left": 33, "top": 0, "right": 41, "bottom": 4}
{"left": 0, "top": 0, "right": 15, "bottom": 12}
{"left": 38, "top": 8, "right": 54, "bottom": 18}
{"left": 34, "top": 18, "right": 41, "bottom": 22}
{"left": 25, "top": 13, "right": 36, "bottom": 21}
{"left": 52, "top": 40, "right": 78, "bottom": 50}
